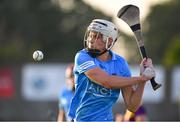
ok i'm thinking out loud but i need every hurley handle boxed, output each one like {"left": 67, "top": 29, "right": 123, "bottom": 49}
{"left": 140, "top": 46, "right": 162, "bottom": 90}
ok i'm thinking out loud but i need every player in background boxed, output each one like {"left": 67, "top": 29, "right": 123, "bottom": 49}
{"left": 68, "top": 19, "right": 156, "bottom": 121}
{"left": 115, "top": 113, "right": 124, "bottom": 122}
{"left": 115, "top": 105, "right": 147, "bottom": 122}
{"left": 123, "top": 105, "right": 148, "bottom": 122}
{"left": 57, "top": 63, "right": 74, "bottom": 122}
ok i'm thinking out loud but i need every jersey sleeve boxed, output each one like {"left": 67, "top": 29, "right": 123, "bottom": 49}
{"left": 122, "top": 60, "right": 132, "bottom": 77}
{"left": 74, "top": 51, "right": 97, "bottom": 74}
{"left": 58, "top": 94, "right": 64, "bottom": 110}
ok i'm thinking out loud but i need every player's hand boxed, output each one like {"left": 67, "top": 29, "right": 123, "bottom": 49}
{"left": 140, "top": 58, "right": 156, "bottom": 81}
{"left": 142, "top": 67, "right": 156, "bottom": 79}
{"left": 140, "top": 58, "right": 154, "bottom": 74}
{"left": 140, "top": 58, "right": 146, "bottom": 75}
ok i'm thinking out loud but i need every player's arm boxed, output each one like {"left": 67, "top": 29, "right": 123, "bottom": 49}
{"left": 121, "top": 83, "right": 146, "bottom": 112}
{"left": 121, "top": 58, "right": 154, "bottom": 112}
{"left": 77, "top": 51, "right": 154, "bottom": 89}
{"left": 85, "top": 67, "right": 150, "bottom": 89}
{"left": 57, "top": 109, "right": 65, "bottom": 122}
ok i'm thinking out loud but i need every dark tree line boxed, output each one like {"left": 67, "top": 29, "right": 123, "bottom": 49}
{"left": 120, "top": 0, "right": 180, "bottom": 66}
{"left": 0, "top": 0, "right": 179, "bottom": 66}
{"left": 0, "top": 0, "right": 111, "bottom": 64}
{"left": 145, "top": 0, "right": 180, "bottom": 66}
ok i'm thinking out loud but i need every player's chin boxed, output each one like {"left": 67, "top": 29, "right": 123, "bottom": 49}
{"left": 88, "top": 47, "right": 96, "bottom": 50}
{"left": 88, "top": 44, "right": 95, "bottom": 48}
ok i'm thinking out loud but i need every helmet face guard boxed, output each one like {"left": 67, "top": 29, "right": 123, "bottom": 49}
{"left": 84, "top": 19, "right": 118, "bottom": 57}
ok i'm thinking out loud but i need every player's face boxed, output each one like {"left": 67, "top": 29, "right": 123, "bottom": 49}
{"left": 66, "top": 68, "right": 75, "bottom": 90}
{"left": 66, "top": 76, "right": 75, "bottom": 90}
{"left": 86, "top": 31, "right": 106, "bottom": 51}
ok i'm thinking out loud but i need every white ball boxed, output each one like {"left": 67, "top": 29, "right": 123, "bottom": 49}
{"left": 33, "top": 50, "right": 44, "bottom": 61}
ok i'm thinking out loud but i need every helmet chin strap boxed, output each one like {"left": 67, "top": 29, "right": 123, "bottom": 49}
{"left": 84, "top": 35, "right": 112, "bottom": 58}
{"left": 86, "top": 48, "right": 108, "bottom": 58}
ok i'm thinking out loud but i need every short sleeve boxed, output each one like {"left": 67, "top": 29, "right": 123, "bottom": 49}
{"left": 122, "top": 60, "right": 132, "bottom": 77}
{"left": 74, "top": 50, "right": 97, "bottom": 74}
{"left": 58, "top": 95, "right": 64, "bottom": 110}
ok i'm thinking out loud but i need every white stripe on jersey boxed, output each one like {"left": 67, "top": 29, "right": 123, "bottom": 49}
{"left": 78, "top": 61, "right": 95, "bottom": 71}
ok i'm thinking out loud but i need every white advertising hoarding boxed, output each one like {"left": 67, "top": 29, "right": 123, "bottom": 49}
{"left": 171, "top": 67, "right": 180, "bottom": 102}
{"left": 22, "top": 64, "right": 68, "bottom": 101}
{"left": 22, "top": 64, "right": 165, "bottom": 102}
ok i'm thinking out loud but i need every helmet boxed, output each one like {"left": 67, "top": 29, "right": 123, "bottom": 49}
{"left": 84, "top": 19, "right": 118, "bottom": 57}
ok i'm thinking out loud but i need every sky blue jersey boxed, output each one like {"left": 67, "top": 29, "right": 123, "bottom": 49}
{"left": 68, "top": 49, "right": 131, "bottom": 121}
{"left": 59, "top": 88, "right": 74, "bottom": 121}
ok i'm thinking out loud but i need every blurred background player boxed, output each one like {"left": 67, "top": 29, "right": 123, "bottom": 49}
{"left": 123, "top": 105, "right": 148, "bottom": 122}
{"left": 57, "top": 63, "right": 74, "bottom": 122}
{"left": 115, "top": 113, "right": 124, "bottom": 122}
